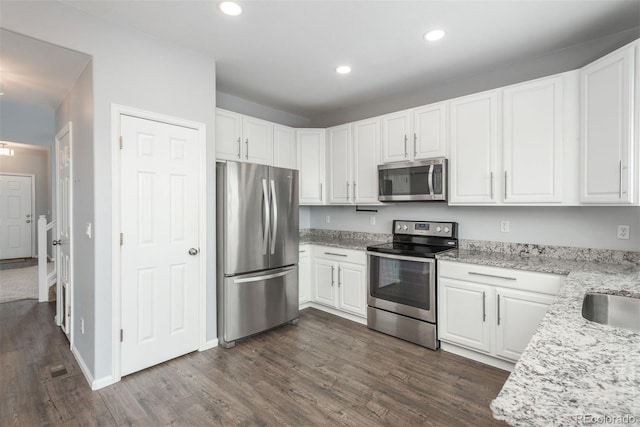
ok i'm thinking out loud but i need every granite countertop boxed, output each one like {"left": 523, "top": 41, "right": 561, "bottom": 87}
{"left": 300, "top": 231, "right": 390, "bottom": 251}
{"left": 437, "top": 249, "right": 640, "bottom": 425}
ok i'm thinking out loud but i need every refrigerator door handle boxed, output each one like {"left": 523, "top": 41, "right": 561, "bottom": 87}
{"left": 262, "top": 178, "right": 270, "bottom": 255}
{"left": 233, "top": 267, "right": 296, "bottom": 284}
{"left": 270, "top": 179, "right": 278, "bottom": 254}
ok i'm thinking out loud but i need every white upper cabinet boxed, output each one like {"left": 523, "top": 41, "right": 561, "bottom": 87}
{"left": 413, "top": 102, "right": 447, "bottom": 159}
{"left": 327, "top": 119, "right": 381, "bottom": 205}
{"left": 449, "top": 91, "right": 499, "bottom": 204}
{"left": 273, "top": 124, "right": 297, "bottom": 169}
{"left": 297, "top": 129, "right": 326, "bottom": 205}
{"left": 352, "top": 117, "right": 381, "bottom": 204}
{"left": 502, "top": 75, "right": 564, "bottom": 203}
{"left": 580, "top": 43, "right": 636, "bottom": 204}
{"left": 215, "top": 108, "right": 273, "bottom": 165}
{"left": 381, "top": 110, "right": 412, "bottom": 163}
{"left": 215, "top": 109, "right": 243, "bottom": 161}
{"left": 327, "top": 124, "right": 352, "bottom": 204}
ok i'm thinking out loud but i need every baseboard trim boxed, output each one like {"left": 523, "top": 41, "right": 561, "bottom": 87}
{"left": 440, "top": 342, "right": 514, "bottom": 372}
{"left": 307, "top": 303, "right": 367, "bottom": 325}
{"left": 71, "top": 345, "right": 117, "bottom": 390}
{"left": 199, "top": 338, "right": 219, "bottom": 351}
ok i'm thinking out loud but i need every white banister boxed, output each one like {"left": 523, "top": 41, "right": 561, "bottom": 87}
{"left": 38, "top": 215, "right": 56, "bottom": 302}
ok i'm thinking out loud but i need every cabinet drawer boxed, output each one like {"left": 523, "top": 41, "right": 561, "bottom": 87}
{"left": 312, "top": 245, "right": 366, "bottom": 265}
{"left": 438, "top": 260, "right": 564, "bottom": 295}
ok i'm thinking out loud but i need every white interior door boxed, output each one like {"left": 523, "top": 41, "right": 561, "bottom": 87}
{"left": 55, "top": 124, "right": 72, "bottom": 340}
{"left": 0, "top": 174, "right": 33, "bottom": 259}
{"left": 120, "top": 115, "right": 200, "bottom": 376}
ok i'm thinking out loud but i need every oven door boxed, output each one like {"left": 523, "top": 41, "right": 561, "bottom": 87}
{"left": 367, "top": 252, "right": 436, "bottom": 323}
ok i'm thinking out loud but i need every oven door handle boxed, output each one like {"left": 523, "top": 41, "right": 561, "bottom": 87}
{"left": 367, "top": 251, "right": 435, "bottom": 263}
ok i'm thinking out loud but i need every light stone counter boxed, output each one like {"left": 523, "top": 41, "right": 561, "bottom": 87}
{"left": 437, "top": 249, "right": 640, "bottom": 426}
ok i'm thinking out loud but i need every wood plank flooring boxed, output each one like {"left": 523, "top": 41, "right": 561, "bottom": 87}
{"left": 1, "top": 300, "right": 510, "bottom": 426}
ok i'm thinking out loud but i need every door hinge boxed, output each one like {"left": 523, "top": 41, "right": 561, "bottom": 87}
{"left": 120, "top": 233, "right": 123, "bottom": 246}
{"left": 119, "top": 136, "right": 123, "bottom": 150}
{"left": 120, "top": 329, "right": 123, "bottom": 342}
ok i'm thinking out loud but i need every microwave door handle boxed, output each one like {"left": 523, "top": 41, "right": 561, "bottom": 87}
{"left": 428, "top": 164, "right": 434, "bottom": 196}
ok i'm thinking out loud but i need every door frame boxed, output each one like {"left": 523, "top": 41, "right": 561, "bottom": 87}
{"left": 0, "top": 173, "right": 36, "bottom": 259}
{"left": 111, "top": 104, "right": 207, "bottom": 383}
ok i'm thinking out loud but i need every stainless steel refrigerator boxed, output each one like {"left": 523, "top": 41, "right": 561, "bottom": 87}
{"left": 216, "top": 161, "right": 299, "bottom": 348}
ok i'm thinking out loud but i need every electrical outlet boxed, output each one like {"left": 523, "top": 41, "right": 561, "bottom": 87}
{"left": 326, "top": 215, "right": 331, "bottom": 224}
{"left": 370, "top": 216, "right": 376, "bottom": 225}
{"left": 500, "top": 221, "right": 510, "bottom": 233}
{"left": 80, "top": 318, "right": 85, "bottom": 334}
{"left": 617, "top": 225, "right": 630, "bottom": 240}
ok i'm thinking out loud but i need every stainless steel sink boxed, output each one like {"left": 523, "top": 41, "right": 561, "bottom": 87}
{"left": 582, "top": 293, "right": 640, "bottom": 332}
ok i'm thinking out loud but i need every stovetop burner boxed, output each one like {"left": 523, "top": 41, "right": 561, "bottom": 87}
{"left": 366, "top": 220, "right": 458, "bottom": 258}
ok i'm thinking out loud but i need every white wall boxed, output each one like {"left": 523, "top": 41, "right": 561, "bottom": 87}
{"left": 217, "top": 91, "right": 311, "bottom": 128}
{"left": 299, "top": 206, "right": 311, "bottom": 229}
{"left": 2, "top": 1, "right": 217, "bottom": 383}
{"left": 309, "top": 205, "right": 640, "bottom": 251}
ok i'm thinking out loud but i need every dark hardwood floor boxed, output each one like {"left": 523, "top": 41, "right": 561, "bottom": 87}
{"left": 1, "top": 300, "right": 510, "bottom": 426}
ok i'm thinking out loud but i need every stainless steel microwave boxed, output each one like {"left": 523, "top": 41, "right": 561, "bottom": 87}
{"left": 378, "top": 158, "right": 447, "bottom": 202}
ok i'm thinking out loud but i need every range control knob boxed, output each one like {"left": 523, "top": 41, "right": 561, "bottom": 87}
{"left": 402, "top": 225, "right": 408, "bottom": 231}
{"left": 444, "top": 227, "right": 450, "bottom": 233}
{"left": 396, "top": 224, "right": 402, "bottom": 230}
{"left": 436, "top": 226, "right": 442, "bottom": 232}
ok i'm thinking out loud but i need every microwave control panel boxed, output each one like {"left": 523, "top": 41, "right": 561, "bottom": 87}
{"left": 393, "top": 220, "right": 456, "bottom": 238}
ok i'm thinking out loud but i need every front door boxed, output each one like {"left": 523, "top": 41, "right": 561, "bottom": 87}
{"left": 0, "top": 174, "right": 33, "bottom": 259}
{"left": 120, "top": 115, "right": 200, "bottom": 376}
{"left": 55, "top": 124, "right": 72, "bottom": 340}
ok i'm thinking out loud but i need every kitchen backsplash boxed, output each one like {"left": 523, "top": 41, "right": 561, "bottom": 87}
{"left": 300, "top": 229, "right": 640, "bottom": 266}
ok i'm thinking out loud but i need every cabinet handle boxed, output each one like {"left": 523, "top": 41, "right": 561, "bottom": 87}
{"left": 413, "top": 133, "right": 417, "bottom": 157}
{"left": 404, "top": 134, "right": 408, "bottom": 157}
{"left": 237, "top": 137, "right": 241, "bottom": 159}
{"left": 299, "top": 250, "right": 306, "bottom": 253}
{"left": 468, "top": 271, "right": 516, "bottom": 281}
{"left": 482, "top": 291, "right": 486, "bottom": 322}
{"left": 619, "top": 160, "right": 623, "bottom": 198}
{"left": 504, "top": 171, "right": 508, "bottom": 200}
{"left": 353, "top": 181, "right": 356, "bottom": 202}
{"left": 338, "top": 266, "right": 342, "bottom": 287}
{"left": 320, "top": 183, "right": 323, "bottom": 201}
{"left": 346, "top": 182, "right": 350, "bottom": 200}
{"left": 490, "top": 172, "right": 494, "bottom": 200}
{"left": 331, "top": 265, "right": 335, "bottom": 286}
{"left": 324, "top": 252, "right": 348, "bottom": 257}
{"left": 245, "top": 139, "right": 249, "bottom": 159}
{"left": 497, "top": 294, "right": 501, "bottom": 326}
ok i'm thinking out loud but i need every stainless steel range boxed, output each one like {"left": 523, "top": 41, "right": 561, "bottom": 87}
{"left": 366, "top": 220, "right": 458, "bottom": 349}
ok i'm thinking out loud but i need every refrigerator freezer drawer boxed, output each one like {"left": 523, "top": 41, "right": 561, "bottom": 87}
{"left": 220, "top": 265, "right": 298, "bottom": 346}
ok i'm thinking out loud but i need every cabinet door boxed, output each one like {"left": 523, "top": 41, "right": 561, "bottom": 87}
{"left": 503, "top": 76, "right": 563, "bottom": 203}
{"left": 273, "top": 124, "right": 297, "bottom": 169}
{"left": 449, "top": 92, "right": 499, "bottom": 204}
{"left": 337, "top": 262, "right": 366, "bottom": 317}
{"left": 381, "top": 110, "right": 412, "bottom": 163}
{"left": 297, "top": 129, "right": 326, "bottom": 205}
{"left": 438, "top": 278, "right": 492, "bottom": 353}
{"left": 313, "top": 258, "right": 336, "bottom": 307}
{"left": 494, "top": 288, "right": 555, "bottom": 361}
{"left": 298, "top": 248, "right": 311, "bottom": 305}
{"left": 580, "top": 44, "right": 635, "bottom": 204}
{"left": 215, "top": 109, "right": 243, "bottom": 161}
{"left": 243, "top": 116, "right": 273, "bottom": 165}
{"left": 352, "top": 118, "right": 381, "bottom": 204}
{"left": 327, "top": 124, "right": 352, "bottom": 204}
{"left": 413, "top": 103, "right": 447, "bottom": 159}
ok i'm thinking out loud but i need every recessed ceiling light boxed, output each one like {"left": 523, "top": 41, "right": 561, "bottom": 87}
{"left": 220, "top": 1, "right": 242, "bottom": 16}
{"left": 424, "top": 29, "right": 445, "bottom": 42}
{"left": 336, "top": 65, "right": 351, "bottom": 75}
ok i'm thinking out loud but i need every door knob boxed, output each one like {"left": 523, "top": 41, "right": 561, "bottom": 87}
{"left": 188, "top": 248, "right": 199, "bottom": 256}
{"left": 26, "top": 220, "right": 31, "bottom": 223}
{"left": 52, "top": 240, "right": 62, "bottom": 246}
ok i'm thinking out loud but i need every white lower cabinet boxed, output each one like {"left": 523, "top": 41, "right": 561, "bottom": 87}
{"left": 438, "top": 260, "right": 564, "bottom": 368}
{"left": 298, "top": 245, "right": 311, "bottom": 305}
{"left": 306, "top": 245, "right": 367, "bottom": 320}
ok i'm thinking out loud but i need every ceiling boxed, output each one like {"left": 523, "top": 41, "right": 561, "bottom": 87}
{"left": 2, "top": 1, "right": 639, "bottom": 120}
{"left": 0, "top": 29, "right": 91, "bottom": 110}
